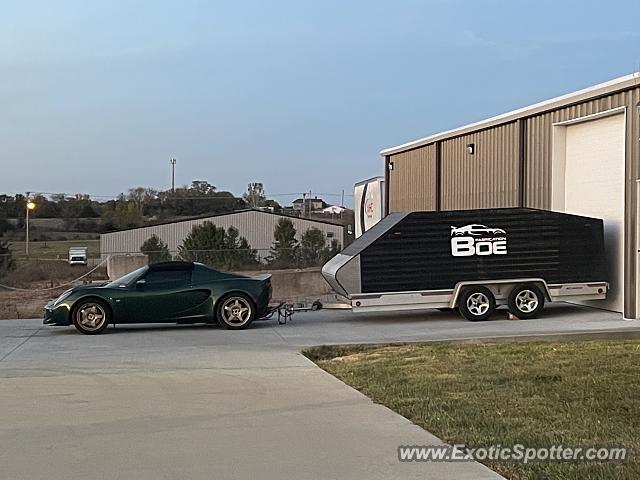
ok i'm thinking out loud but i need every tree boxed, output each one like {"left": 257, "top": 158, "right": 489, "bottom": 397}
{"left": 297, "top": 229, "right": 341, "bottom": 267}
{"left": 101, "top": 197, "right": 142, "bottom": 229}
{"left": 0, "top": 240, "right": 15, "bottom": 275}
{"left": 268, "top": 218, "right": 298, "bottom": 268}
{"left": 190, "top": 180, "right": 217, "bottom": 196}
{"left": 224, "top": 226, "right": 260, "bottom": 269}
{"left": 179, "top": 222, "right": 227, "bottom": 266}
{"left": 140, "top": 235, "right": 171, "bottom": 264}
{"left": 128, "top": 187, "right": 157, "bottom": 216}
{"left": 323, "top": 238, "right": 342, "bottom": 262}
{"left": 261, "top": 199, "right": 282, "bottom": 212}
{"left": 243, "top": 182, "right": 266, "bottom": 209}
{"left": 299, "top": 227, "right": 327, "bottom": 267}
{"left": 158, "top": 181, "right": 246, "bottom": 217}
{"left": 178, "top": 222, "right": 258, "bottom": 269}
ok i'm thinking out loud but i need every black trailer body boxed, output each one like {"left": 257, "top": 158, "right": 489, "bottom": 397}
{"left": 322, "top": 208, "right": 608, "bottom": 320}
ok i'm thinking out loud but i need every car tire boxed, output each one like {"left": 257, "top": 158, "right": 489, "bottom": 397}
{"left": 458, "top": 286, "right": 496, "bottom": 322}
{"left": 72, "top": 298, "right": 111, "bottom": 335}
{"left": 216, "top": 293, "right": 256, "bottom": 330}
{"left": 508, "top": 284, "right": 545, "bottom": 319}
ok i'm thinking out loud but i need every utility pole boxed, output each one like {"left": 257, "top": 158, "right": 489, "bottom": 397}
{"left": 302, "top": 192, "right": 306, "bottom": 218}
{"left": 341, "top": 189, "right": 345, "bottom": 207}
{"left": 170, "top": 158, "right": 177, "bottom": 193}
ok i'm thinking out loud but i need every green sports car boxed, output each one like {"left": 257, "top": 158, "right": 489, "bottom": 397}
{"left": 44, "top": 261, "right": 273, "bottom": 334}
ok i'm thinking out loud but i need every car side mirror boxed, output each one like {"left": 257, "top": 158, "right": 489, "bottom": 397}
{"left": 136, "top": 279, "right": 146, "bottom": 288}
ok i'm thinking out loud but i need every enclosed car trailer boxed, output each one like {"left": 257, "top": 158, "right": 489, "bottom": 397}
{"left": 322, "top": 208, "right": 608, "bottom": 321}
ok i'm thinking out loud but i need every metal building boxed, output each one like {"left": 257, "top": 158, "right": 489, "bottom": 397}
{"left": 380, "top": 73, "right": 640, "bottom": 319}
{"left": 101, "top": 209, "right": 344, "bottom": 259}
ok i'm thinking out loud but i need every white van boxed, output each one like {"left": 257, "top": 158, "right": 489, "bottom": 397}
{"left": 68, "top": 247, "right": 88, "bottom": 266}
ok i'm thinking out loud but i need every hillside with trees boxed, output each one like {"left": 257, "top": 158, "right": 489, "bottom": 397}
{"left": 0, "top": 181, "right": 283, "bottom": 238}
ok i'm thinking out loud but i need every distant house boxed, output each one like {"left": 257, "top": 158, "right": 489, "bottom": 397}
{"left": 322, "top": 205, "right": 345, "bottom": 214}
{"left": 292, "top": 197, "right": 326, "bottom": 213}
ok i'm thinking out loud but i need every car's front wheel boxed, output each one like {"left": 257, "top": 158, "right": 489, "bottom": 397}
{"left": 72, "top": 299, "right": 110, "bottom": 335}
{"left": 217, "top": 294, "right": 255, "bottom": 330}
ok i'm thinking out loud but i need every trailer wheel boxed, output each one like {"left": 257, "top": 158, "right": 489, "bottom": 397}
{"left": 458, "top": 286, "right": 495, "bottom": 322}
{"left": 508, "top": 284, "right": 545, "bottom": 319}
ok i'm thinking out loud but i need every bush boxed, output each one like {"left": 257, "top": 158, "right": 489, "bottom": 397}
{"left": 0, "top": 219, "right": 14, "bottom": 236}
{"left": 0, "top": 240, "right": 15, "bottom": 276}
{"left": 140, "top": 235, "right": 172, "bottom": 263}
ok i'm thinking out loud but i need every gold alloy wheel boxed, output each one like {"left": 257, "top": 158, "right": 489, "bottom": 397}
{"left": 220, "top": 296, "right": 253, "bottom": 326}
{"left": 76, "top": 303, "right": 107, "bottom": 332}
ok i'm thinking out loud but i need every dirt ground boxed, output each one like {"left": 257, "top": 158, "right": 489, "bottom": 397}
{"left": 0, "top": 285, "right": 67, "bottom": 320}
{"left": 0, "top": 263, "right": 108, "bottom": 320}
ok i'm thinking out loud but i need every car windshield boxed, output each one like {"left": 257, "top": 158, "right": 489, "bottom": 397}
{"left": 105, "top": 266, "right": 148, "bottom": 288}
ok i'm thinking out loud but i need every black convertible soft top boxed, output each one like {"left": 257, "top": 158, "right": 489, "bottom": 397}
{"left": 148, "top": 261, "right": 195, "bottom": 272}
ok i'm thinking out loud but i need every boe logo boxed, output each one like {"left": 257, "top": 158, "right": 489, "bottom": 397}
{"left": 450, "top": 224, "right": 507, "bottom": 257}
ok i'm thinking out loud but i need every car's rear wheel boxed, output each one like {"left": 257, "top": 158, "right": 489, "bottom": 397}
{"left": 217, "top": 294, "right": 255, "bottom": 330}
{"left": 72, "top": 299, "right": 110, "bottom": 335}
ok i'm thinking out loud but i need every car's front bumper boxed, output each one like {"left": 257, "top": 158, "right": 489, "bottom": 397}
{"left": 43, "top": 300, "right": 72, "bottom": 326}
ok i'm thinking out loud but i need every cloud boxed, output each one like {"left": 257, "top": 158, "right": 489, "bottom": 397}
{"left": 458, "top": 31, "right": 535, "bottom": 59}
{"left": 454, "top": 29, "right": 640, "bottom": 61}
{"left": 535, "top": 31, "right": 640, "bottom": 44}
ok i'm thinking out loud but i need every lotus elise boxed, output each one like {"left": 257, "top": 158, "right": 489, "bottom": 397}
{"left": 44, "top": 261, "right": 272, "bottom": 334}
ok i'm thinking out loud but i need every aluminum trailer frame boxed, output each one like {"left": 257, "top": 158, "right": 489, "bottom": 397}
{"left": 348, "top": 279, "right": 607, "bottom": 313}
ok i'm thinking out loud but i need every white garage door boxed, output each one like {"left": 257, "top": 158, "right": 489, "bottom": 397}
{"left": 564, "top": 113, "right": 625, "bottom": 312}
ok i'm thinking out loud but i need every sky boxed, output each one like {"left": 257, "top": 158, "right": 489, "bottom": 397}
{"left": 1, "top": 0, "right": 639, "bottom": 207}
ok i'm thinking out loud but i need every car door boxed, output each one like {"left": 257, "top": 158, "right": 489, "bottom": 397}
{"left": 124, "top": 268, "right": 203, "bottom": 323}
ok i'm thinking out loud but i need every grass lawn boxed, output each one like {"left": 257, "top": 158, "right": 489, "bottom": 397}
{"left": 8, "top": 239, "right": 101, "bottom": 260}
{"left": 305, "top": 341, "right": 640, "bottom": 480}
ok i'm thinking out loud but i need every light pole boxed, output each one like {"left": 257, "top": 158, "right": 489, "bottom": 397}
{"left": 25, "top": 198, "right": 36, "bottom": 257}
{"left": 170, "top": 158, "right": 177, "bottom": 193}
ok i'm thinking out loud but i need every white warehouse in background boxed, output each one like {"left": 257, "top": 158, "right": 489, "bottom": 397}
{"left": 354, "top": 176, "right": 385, "bottom": 238}
{"left": 100, "top": 209, "right": 345, "bottom": 259}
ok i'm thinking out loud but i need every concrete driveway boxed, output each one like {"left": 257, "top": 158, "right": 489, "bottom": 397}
{"left": 1, "top": 304, "right": 635, "bottom": 480}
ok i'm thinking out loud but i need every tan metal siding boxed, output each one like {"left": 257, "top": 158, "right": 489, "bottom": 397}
{"left": 441, "top": 122, "right": 519, "bottom": 210}
{"left": 388, "top": 146, "right": 436, "bottom": 212}
{"left": 524, "top": 88, "right": 640, "bottom": 316}
{"left": 100, "top": 211, "right": 344, "bottom": 258}
{"left": 384, "top": 84, "right": 640, "bottom": 317}
{"left": 525, "top": 90, "right": 639, "bottom": 209}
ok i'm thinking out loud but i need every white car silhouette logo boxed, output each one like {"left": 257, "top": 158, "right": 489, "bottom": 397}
{"left": 451, "top": 224, "right": 506, "bottom": 237}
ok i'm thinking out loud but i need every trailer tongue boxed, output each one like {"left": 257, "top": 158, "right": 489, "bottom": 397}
{"left": 322, "top": 208, "right": 608, "bottom": 321}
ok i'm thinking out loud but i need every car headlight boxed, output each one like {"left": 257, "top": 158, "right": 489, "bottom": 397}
{"left": 53, "top": 289, "right": 74, "bottom": 306}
